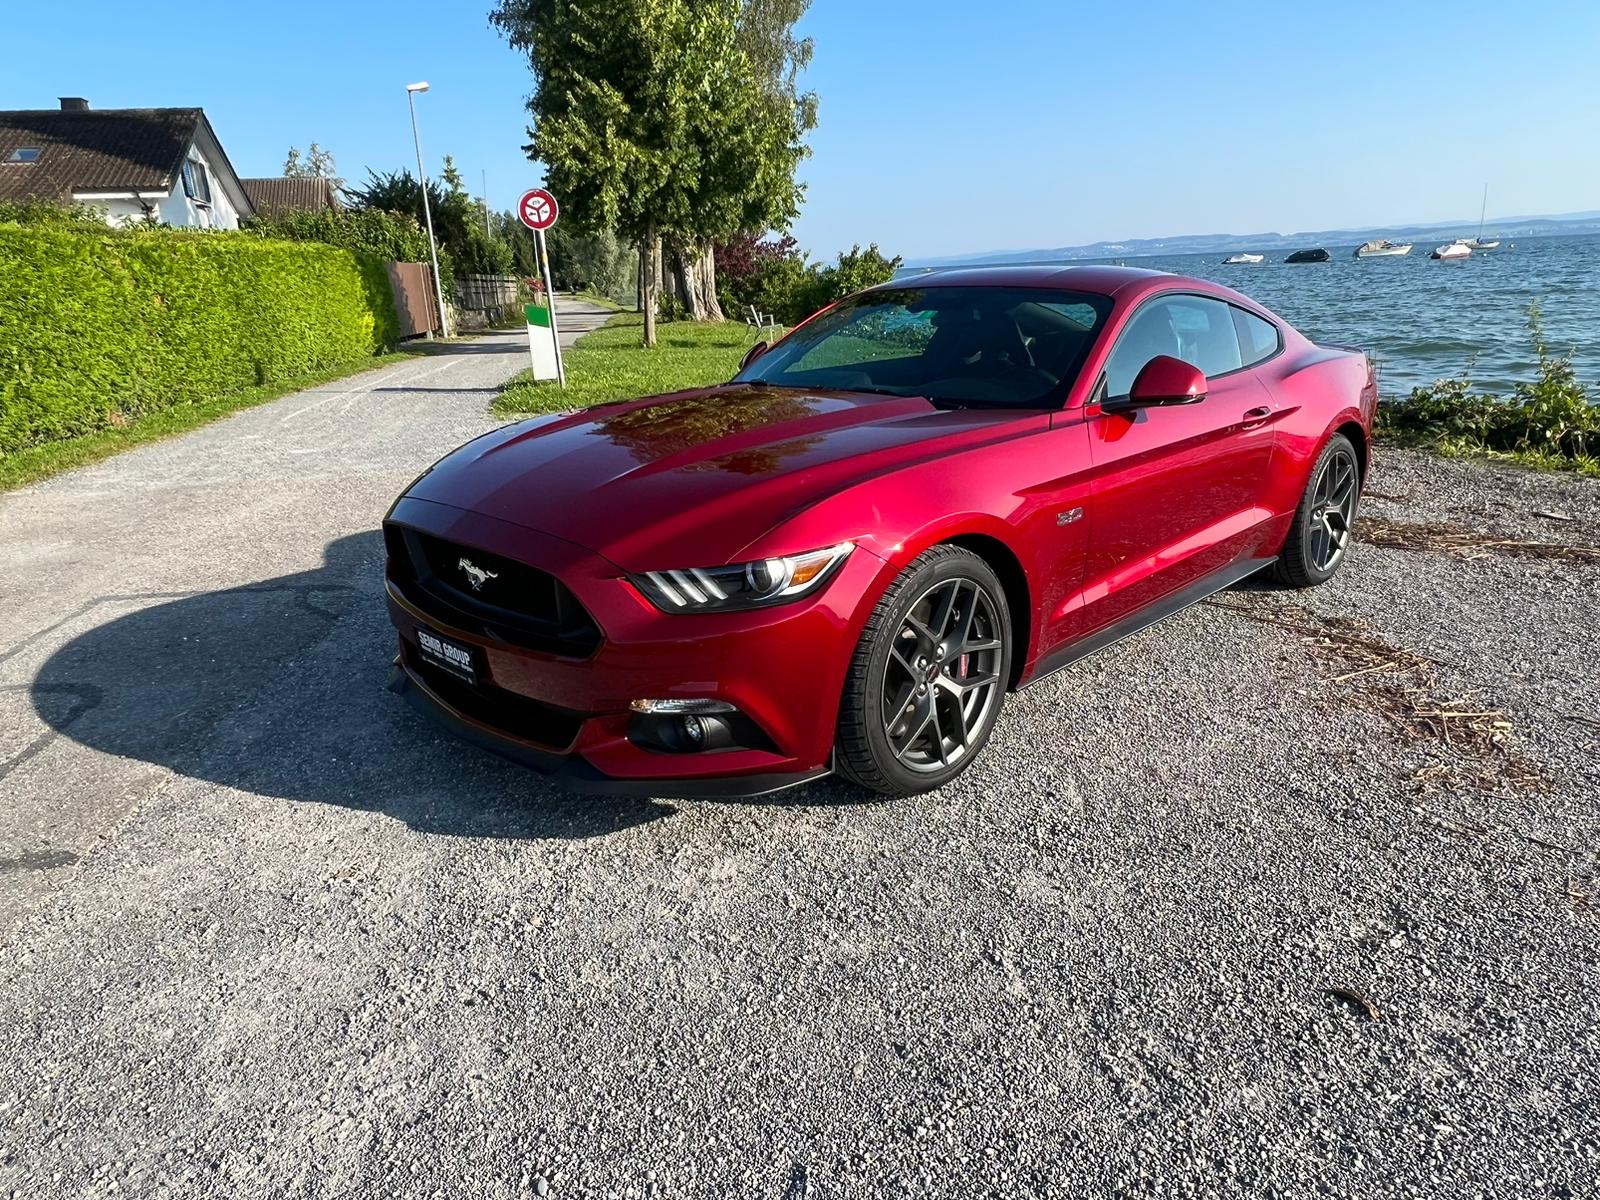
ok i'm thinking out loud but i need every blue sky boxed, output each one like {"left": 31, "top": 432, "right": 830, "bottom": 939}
{"left": 9, "top": 0, "right": 1597, "bottom": 260}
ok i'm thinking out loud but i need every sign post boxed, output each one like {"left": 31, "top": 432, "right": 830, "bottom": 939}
{"left": 518, "top": 187, "right": 565, "bottom": 388}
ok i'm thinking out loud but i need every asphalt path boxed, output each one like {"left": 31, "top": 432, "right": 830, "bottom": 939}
{"left": 1, "top": 299, "right": 1596, "bottom": 1197}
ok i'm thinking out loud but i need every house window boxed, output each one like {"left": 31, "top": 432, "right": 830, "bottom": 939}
{"left": 180, "top": 158, "right": 212, "bottom": 205}
{"left": 5, "top": 148, "right": 41, "bottom": 163}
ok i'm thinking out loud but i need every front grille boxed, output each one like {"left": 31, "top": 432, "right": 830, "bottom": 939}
{"left": 385, "top": 523, "right": 602, "bottom": 658}
{"left": 403, "top": 643, "right": 585, "bottom": 750}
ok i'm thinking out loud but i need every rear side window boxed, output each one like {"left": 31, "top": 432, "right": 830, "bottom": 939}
{"left": 1102, "top": 295, "right": 1243, "bottom": 397}
{"left": 1232, "top": 306, "right": 1281, "bottom": 366}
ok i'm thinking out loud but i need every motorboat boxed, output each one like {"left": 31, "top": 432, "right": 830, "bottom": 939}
{"left": 1222, "top": 253, "right": 1264, "bottom": 264}
{"left": 1354, "top": 240, "right": 1412, "bottom": 258}
{"left": 1284, "top": 248, "right": 1330, "bottom": 263}
{"left": 1431, "top": 239, "right": 1472, "bottom": 260}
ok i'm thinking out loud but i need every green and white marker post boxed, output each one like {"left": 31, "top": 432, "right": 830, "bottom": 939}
{"left": 518, "top": 187, "right": 565, "bottom": 387}
{"left": 524, "top": 291, "right": 560, "bottom": 382}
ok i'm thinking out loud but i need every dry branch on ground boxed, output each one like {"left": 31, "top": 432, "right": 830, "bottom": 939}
{"left": 1206, "top": 599, "right": 1549, "bottom": 797}
{"left": 1356, "top": 517, "right": 1600, "bottom": 565}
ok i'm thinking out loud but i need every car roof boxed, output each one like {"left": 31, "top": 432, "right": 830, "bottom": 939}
{"left": 875, "top": 263, "right": 1277, "bottom": 318}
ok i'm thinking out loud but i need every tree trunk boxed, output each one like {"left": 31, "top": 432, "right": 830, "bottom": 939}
{"left": 641, "top": 227, "right": 660, "bottom": 348}
{"left": 664, "top": 242, "right": 690, "bottom": 316}
{"left": 688, "top": 244, "right": 724, "bottom": 322}
{"left": 665, "top": 241, "right": 724, "bottom": 322}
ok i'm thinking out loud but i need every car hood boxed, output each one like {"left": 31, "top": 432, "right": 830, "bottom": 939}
{"left": 404, "top": 384, "right": 1042, "bottom": 569}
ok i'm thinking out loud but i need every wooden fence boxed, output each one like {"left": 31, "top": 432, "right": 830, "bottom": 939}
{"left": 385, "top": 262, "right": 440, "bottom": 338}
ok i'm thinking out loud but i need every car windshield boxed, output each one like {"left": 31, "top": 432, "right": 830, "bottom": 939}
{"left": 735, "top": 286, "right": 1113, "bottom": 409}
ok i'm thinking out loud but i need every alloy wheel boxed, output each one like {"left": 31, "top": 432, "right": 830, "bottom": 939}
{"left": 880, "top": 577, "right": 1003, "bottom": 773}
{"left": 1308, "top": 445, "right": 1359, "bottom": 572}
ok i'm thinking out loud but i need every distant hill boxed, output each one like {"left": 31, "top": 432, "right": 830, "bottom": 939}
{"left": 907, "top": 210, "right": 1600, "bottom": 268}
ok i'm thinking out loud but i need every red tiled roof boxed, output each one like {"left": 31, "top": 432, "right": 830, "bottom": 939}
{"left": 241, "top": 176, "right": 341, "bottom": 214}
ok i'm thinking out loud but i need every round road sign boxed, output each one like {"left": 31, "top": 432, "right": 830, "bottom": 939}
{"left": 518, "top": 188, "right": 559, "bottom": 231}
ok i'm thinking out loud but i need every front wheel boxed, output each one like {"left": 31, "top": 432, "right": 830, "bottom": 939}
{"left": 1273, "top": 432, "right": 1362, "bottom": 587}
{"left": 836, "top": 546, "right": 1012, "bottom": 796}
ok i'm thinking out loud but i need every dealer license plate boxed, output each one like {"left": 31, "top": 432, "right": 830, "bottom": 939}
{"left": 415, "top": 626, "right": 477, "bottom": 685}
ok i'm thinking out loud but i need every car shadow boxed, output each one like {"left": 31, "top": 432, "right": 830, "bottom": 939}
{"left": 400, "top": 337, "right": 525, "bottom": 357}
{"left": 30, "top": 532, "right": 868, "bottom": 841}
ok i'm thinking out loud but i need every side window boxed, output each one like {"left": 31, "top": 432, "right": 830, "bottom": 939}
{"left": 181, "top": 158, "right": 212, "bottom": 205}
{"left": 1102, "top": 295, "right": 1244, "bottom": 397}
{"left": 1232, "top": 306, "right": 1281, "bottom": 366}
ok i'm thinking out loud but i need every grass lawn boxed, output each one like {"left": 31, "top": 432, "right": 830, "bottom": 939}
{"left": 0, "top": 350, "right": 423, "bottom": 491}
{"left": 494, "top": 311, "right": 777, "bottom": 416}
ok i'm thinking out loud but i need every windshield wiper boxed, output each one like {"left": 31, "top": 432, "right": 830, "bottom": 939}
{"left": 835, "top": 384, "right": 907, "bottom": 398}
{"left": 847, "top": 385, "right": 969, "bottom": 410}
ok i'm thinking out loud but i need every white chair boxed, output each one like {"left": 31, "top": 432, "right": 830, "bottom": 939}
{"left": 745, "top": 303, "right": 777, "bottom": 341}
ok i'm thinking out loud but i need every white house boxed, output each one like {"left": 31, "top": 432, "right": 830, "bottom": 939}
{"left": 0, "top": 98, "right": 253, "bottom": 230}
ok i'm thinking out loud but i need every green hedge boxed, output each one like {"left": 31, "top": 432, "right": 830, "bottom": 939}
{"left": 0, "top": 227, "right": 399, "bottom": 454}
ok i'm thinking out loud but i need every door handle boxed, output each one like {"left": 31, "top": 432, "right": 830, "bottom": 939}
{"left": 1241, "top": 405, "right": 1272, "bottom": 429}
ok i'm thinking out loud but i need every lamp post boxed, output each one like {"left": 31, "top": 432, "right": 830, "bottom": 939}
{"left": 405, "top": 81, "right": 449, "bottom": 338}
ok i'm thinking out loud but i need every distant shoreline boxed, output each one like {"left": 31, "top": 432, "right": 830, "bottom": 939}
{"left": 904, "top": 223, "right": 1600, "bottom": 271}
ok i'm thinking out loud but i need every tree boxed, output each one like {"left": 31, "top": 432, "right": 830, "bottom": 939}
{"left": 283, "top": 143, "right": 342, "bottom": 189}
{"left": 346, "top": 166, "right": 514, "bottom": 277}
{"left": 545, "top": 224, "right": 634, "bottom": 298}
{"left": 491, "top": 0, "right": 815, "bottom": 345}
{"left": 812, "top": 243, "right": 902, "bottom": 304}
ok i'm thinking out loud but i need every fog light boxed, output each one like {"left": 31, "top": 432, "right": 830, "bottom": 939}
{"left": 629, "top": 698, "right": 736, "bottom": 714}
{"left": 626, "top": 700, "right": 776, "bottom": 755}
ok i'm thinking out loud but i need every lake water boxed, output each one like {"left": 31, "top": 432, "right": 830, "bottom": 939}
{"left": 899, "top": 233, "right": 1599, "bottom": 398}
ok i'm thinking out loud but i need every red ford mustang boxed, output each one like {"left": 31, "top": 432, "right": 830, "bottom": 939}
{"left": 384, "top": 266, "right": 1375, "bottom": 796}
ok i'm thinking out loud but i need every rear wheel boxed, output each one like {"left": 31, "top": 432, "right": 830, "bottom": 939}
{"left": 1273, "top": 433, "right": 1361, "bottom": 587}
{"left": 836, "top": 546, "right": 1011, "bottom": 796}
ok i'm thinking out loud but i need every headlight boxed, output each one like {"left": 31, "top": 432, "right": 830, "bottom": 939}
{"left": 630, "top": 542, "right": 853, "bottom": 613}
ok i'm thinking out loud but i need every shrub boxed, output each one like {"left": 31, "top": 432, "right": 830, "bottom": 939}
{"left": 716, "top": 235, "right": 903, "bottom": 325}
{"left": 0, "top": 200, "right": 112, "bottom": 231}
{"left": 1377, "top": 304, "right": 1597, "bottom": 467}
{"left": 245, "top": 206, "right": 455, "bottom": 293}
{"left": 0, "top": 226, "right": 398, "bottom": 454}
{"left": 246, "top": 207, "right": 430, "bottom": 262}
{"left": 716, "top": 232, "right": 796, "bottom": 315}
{"left": 810, "top": 243, "right": 903, "bottom": 307}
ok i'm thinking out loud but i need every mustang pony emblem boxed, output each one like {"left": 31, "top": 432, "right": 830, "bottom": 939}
{"left": 457, "top": 557, "right": 500, "bottom": 592}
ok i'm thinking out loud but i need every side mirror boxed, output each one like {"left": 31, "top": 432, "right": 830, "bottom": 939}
{"left": 1119, "top": 355, "right": 1208, "bottom": 409}
{"left": 738, "top": 341, "right": 770, "bottom": 372}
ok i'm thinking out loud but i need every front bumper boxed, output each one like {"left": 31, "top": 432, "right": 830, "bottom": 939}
{"left": 385, "top": 659, "right": 832, "bottom": 797}
{"left": 383, "top": 496, "right": 884, "bottom": 797}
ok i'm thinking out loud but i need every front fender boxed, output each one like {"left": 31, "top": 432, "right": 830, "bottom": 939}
{"left": 735, "top": 417, "right": 1094, "bottom": 682}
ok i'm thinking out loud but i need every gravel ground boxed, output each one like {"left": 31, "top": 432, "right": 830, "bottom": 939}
{"left": 1, "top": 321, "right": 1597, "bottom": 1197}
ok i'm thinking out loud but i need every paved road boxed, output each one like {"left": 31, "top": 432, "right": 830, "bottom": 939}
{"left": 2, "top": 305, "right": 1597, "bottom": 1197}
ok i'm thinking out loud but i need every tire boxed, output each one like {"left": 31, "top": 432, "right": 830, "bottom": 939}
{"left": 836, "top": 546, "right": 1012, "bottom": 796}
{"left": 1273, "top": 433, "right": 1362, "bottom": 587}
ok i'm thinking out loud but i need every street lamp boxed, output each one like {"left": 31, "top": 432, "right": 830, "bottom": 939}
{"left": 405, "top": 81, "right": 450, "bottom": 338}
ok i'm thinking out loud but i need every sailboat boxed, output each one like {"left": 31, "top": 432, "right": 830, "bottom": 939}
{"left": 1466, "top": 184, "right": 1500, "bottom": 250}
